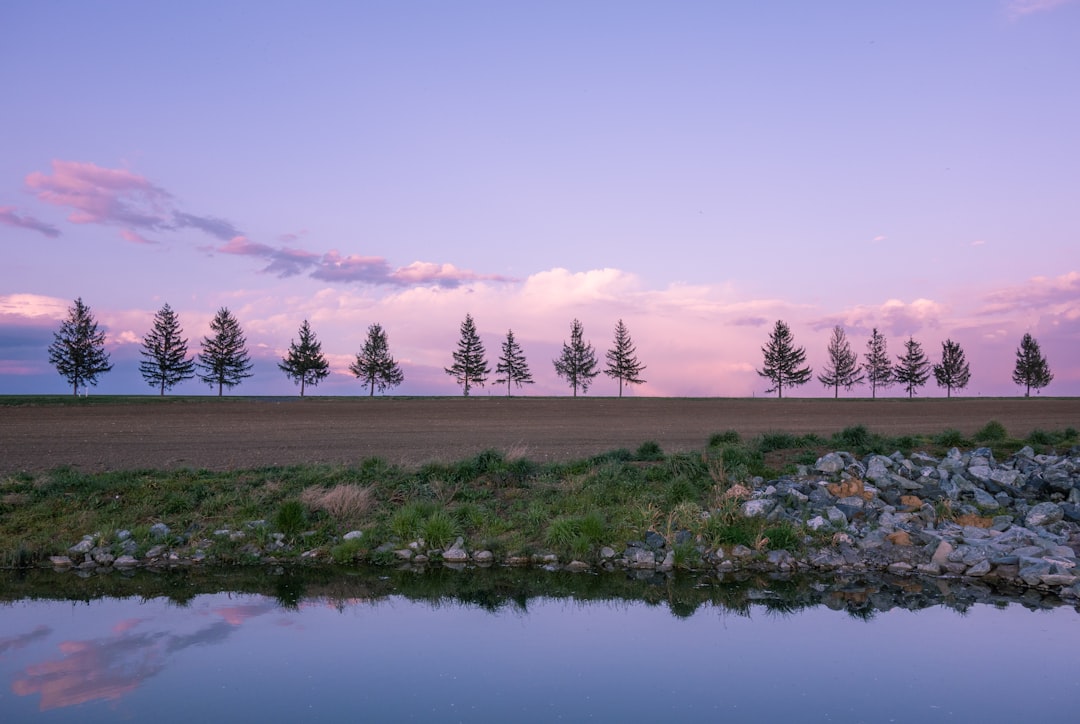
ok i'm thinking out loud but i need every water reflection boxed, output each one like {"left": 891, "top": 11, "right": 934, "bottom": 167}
{"left": 2, "top": 569, "right": 1078, "bottom": 721}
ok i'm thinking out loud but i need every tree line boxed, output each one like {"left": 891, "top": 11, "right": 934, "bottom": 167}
{"left": 756, "top": 320, "right": 1054, "bottom": 399}
{"left": 45, "top": 299, "right": 646, "bottom": 397}
{"left": 45, "top": 298, "right": 1055, "bottom": 398}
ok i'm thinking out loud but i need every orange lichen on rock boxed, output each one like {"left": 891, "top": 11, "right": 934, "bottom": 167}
{"left": 899, "top": 495, "right": 923, "bottom": 511}
{"left": 827, "top": 478, "right": 873, "bottom": 501}
{"left": 954, "top": 514, "right": 993, "bottom": 528}
{"left": 886, "top": 531, "right": 912, "bottom": 546}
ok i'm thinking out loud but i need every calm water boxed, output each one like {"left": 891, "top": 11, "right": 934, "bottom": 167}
{"left": 1, "top": 570, "right": 1078, "bottom": 722}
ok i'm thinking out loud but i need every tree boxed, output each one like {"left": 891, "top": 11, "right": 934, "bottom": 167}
{"left": 279, "top": 320, "right": 330, "bottom": 396}
{"left": 604, "top": 319, "right": 646, "bottom": 397}
{"left": 862, "top": 327, "right": 893, "bottom": 399}
{"left": 139, "top": 303, "right": 195, "bottom": 395}
{"left": 756, "top": 320, "right": 812, "bottom": 398}
{"left": 1012, "top": 333, "right": 1053, "bottom": 396}
{"left": 816, "top": 325, "right": 863, "bottom": 398}
{"left": 349, "top": 323, "right": 404, "bottom": 396}
{"left": 494, "top": 329, "right": 533, "bottom": 397}
{"left": 932, "top": 338, "right": 971, "bottom": 398}
{"left": 48, "top": 297, "right": 113, "bottom": 395}
{"left": 894, "top": 336, "right": 930, "bottom": 398}
{"left": 553, "top": 318, "right": 599, "bottom": 396}
{"left": 445, "top": 313, "right": 489, "bottom": 396}
{"left": 197, "top": 307, "right": 253, "bottom": 396}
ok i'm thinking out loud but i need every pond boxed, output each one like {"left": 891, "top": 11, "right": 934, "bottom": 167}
{"left": 1, "top": 567, "right": 1078, "bottom": 722}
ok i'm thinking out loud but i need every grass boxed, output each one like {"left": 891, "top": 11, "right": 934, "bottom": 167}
{"left": 1, "top": 420, "right": 1076, "bottom": 569}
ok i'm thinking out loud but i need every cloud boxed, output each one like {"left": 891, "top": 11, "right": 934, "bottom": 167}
{"left": 120, "top": 228, "right": 157, "bottom": 245}
{"left": 1005, "top": 0, "right": 1075, "bottom": 20}
{"left": 872, "top": 235, "right": 886, "bottom": 243}
{"left": 0, "top": 293, "right": 71, "bottom": 321}
{"left": 971, "top": 239, "right": 986, "bottom": 247}
{"left": 0, "top": 206, "right": 60, "bottom": 238}
{"left": 813, "top": 298, "right": 947, "bottom": 337}
{"left": 214, "top": 237, "right": 511, "bottom": 288}
{"left": 980, "top": 271, "right": 1080, "bottom": 314}
{"left": 24, "top": 160, "right": 243, "bottom": 240}
{"left": 0, "top": 626, "right": 51, "bottom": 655}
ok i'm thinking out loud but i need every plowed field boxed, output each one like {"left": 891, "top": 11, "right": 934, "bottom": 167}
{"left": 1, "top": 397, "right": 1077, "bottom": 474}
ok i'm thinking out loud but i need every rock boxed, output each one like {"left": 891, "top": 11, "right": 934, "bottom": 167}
{"left": 599, "top": 546, "right": 616, "bottom": 560}
{"left": 645, "top": 530, "right": 667, "bottom": 549}
{"left": 442, "top": 544, "right": 469, "bottom": 563}
{"left": 473, "top": 550, "right": 494, "bottom": 564}
{"left": 815, "top": 453, "right": 846, "bottom": 474}
{"left": 68, "top": 537, "right": 94, "bottom": 554}
{"left": 766, "top": 549, "right": 795, "bottom": 569}
{"left": 149, "top": 523, "right": 171, "bottom": 539}
{"left": 113, "top": 555, "right": 138, "bottom": 568}
{"left": 741, "top": 499, "right": 775, "bottom": 518}
{"left": 1025, "top": 502, "right": 1064, "bottom": 528}
{"left": 144, "top": 545, "right": 166, "bottom": 559}
{"left": 729, "top": 544, "right": 754, "bottom": 559}
{"left": 50, "top": 556, "right": 73, "bottom": 568}
{"left": 343, "top": 530, "right": 364, "bottom": 541}
{"left": 965, "top": 559, "right": 992, "bottom": 577}
{"left": 931, "top": 541, "right": 954, "bottom": 566}
{"left": 565, "top": 560, "right": 590, "bottom": 572}
{"left": 115, "top": 529, "right": 132, "bottom": 541}
{"left": 626, "top": 547, "right": 656, "bottom": 569}
{"left": 807, "top": 515, "right": 827, "bottom": 531}
{"left": 659, "top": 550, "right": 675, "bottom": 571}
{"left": 899, "top": 495, "right": 923, "bottom": 511}
{"left": 886, "top": 531, "right": 912, "bottom": 546}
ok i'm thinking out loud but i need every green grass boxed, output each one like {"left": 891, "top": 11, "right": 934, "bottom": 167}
{"left": 2, "top": 421, "right": 1076, "bottom": 569}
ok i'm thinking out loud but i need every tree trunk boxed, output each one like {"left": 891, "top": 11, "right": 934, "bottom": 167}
{"left": 370, "top": 378, "right": 375, "bottom": 397}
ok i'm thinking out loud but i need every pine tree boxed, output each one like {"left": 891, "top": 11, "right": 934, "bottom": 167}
{"left": 494, "top": 329, "right": 534, "bottom": 397}
{"left": 604, "top": 319, "right": 646, "bottom": 397}
{"left": 279, "top": 320, "right": 330, "bottom": 396}
{"left": 139, "top": 303, "right": 195, "bottom": 395}
{"left": 816, "top": 325, "right": 863, "bottom": 398}
{"left": 349, "top": 323, "right": 404, "bottom": 396}
{"left": 1012, "top": 333, "right": 1053, "bottom": 397}
{"left": 553, "top": 318, "right": 599, "bottom": 397}
{"left": 756, "top": 320, "right": 812, "bottom": 398}
{"left": 48, "top": 297, "right": 113, "bottom": 395}
{"left": 445, "top": 314, "right": 490, "bottom": 396}
{"left": 894, "top": 336, "right": 930, "bottom": 398}
{"left": 862, "top": 327, "right": 893, "bottom": 399}
{"left": 197, "top": 307, "right": 253, "bottom": 396}
{"left": 932, "top": 338, "right": 971, "bottom": 398}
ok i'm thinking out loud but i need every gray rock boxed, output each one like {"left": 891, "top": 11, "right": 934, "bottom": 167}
{"left": 149, "top": 523, "right": 171, "bottom": 539}
{"left": 766, "top": 549, "right": 795, "bottom": 569}
{"left": 729, "top": 544, "right": 754, "bottom": 559}
{"left": 741, "top": 498, "right": 775, "bottom": 518}
{"left": 626, "top": 547, "right": 656, "bottom": 569}
{"left": 1025, "top": 502, "right": 1064, "bottom": 528}
{"left": 815, "top": 453, "right": 845, "bottom": 474}
{"left": 644, "top": 530, "right": 667, "bottom": 549}
{"left": 50, "top": 555, "right": 73, "bottom": 568}
{"left": 972, "top": 487, "right": 999, "bottom": 510}
{"left": 965, "top": 559, "right": 992, "bottom": 576}
{"left": 931, "top": 541, "right": 954, "bottom": 566}
{"left": 342, "top": 530, "right": 364, "bottom": 541}
{"left": 473, "top": 550, "right": 494, "bottom": 564}
{"left": 599, "top": 546, "right": 616, "bottom": 560}
{"left": 145, "top": 545, "right": 167, "bottom": 559}
{"left": 68, "top": 538, "right": 94, "bottom": 554}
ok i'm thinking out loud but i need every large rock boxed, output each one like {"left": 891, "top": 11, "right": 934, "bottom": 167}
{"left": 815, "top": 453, "right": 845, "bottom": 474}
{"left": 1025, "top": 502, "right": 1064, "bottom": 528}
{"left": 741, "top": 498, "right": 775, "bottom": 518}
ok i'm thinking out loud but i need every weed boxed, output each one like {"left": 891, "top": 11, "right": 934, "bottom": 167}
{"left": 973, "top": 420, "right": 1008, "bottom": 443}
{"left": 274, "top": 501, "right": 307, "bottom": 538}
{"left": 934, "top": 429, "right": 967, "bottom": 447}
{"left": 833, "top": 425, "right": 871, "bottom": 451}
{"left": 635, "top": 441, "right": 665, "bottom": 461}
{"left": 299, "top": 484, "right": 372, "bottom": 526}
{"left": 330, "top": 537, "right": 365, "bottom": 564}
{"left": 421, "top": 509, "right": 460, "bottom": 549}
{"left": 708, "top": 430, "right": 741, "bottom": 446}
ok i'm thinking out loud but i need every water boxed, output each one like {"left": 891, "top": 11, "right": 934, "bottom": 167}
{"left": 2, "top": 569, "right": 1078, "bottom": 722}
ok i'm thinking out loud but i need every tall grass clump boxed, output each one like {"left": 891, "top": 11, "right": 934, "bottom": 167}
{"left": 635, "top": 441, "right": 665, "bottom": 461}
{"left": 274, "top": 500, "right": 308, "bottom": 538}
{"left": 708, "top": 430, "right": 741, "bottom": 447}
{"left": 973, "top": 420, "right": 1007, "bottom": 443}
{"left": 299, "top": 484, "right": 372, "bottom": 527}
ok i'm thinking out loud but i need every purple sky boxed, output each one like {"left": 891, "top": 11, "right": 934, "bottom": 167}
{"left": 1, "top": 1, "right": 1077, "bottom": 397}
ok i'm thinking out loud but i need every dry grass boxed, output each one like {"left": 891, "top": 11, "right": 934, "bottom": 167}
{"left": 300, "top": 484, "right": 374, "bottom": 525}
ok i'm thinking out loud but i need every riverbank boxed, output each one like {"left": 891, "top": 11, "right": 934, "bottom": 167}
{"left": 4, "top": 421, "right": 1078, "bottom": 602}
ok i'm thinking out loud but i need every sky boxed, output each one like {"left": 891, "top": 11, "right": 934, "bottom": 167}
{"left": 1, "top": 0, "right": 1077, "bottom": 398}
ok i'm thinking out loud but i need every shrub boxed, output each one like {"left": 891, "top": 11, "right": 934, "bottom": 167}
{"left": 330, "top": 537, "right": 365, "bottom": 564}
{"left": 973, "top": 420, "right": 1008, "bottom": 443}
{"left": 708, "top": 430, "right": 741, "bottom": 446}
{"left": 635, "top": 441, "right": 664, "bottom": 461}
{"left": 757, "top": 432, "right": 800, "bottom": 453}
{"left": 934, "top": 428, "right": 966, "bottom": 447}
{"left": 833, "top": 425, "right": 871, "bottom": 451}
{"left": 421, "top": 509, "right": 460, "bottom": 549}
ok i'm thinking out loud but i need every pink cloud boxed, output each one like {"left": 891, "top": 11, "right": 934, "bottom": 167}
{"left": 23, "top": 160, "right": 241, "bottom": 240}
{"left": 1006, "top": 0, "right": 1075, "bottom": 20}
{"left": 120, "top": 228, "right": 157, "bottom": 245}
{"left": 979, "top": 271, "right": 1080, "bottom": 314}
{"left": 0, "top": 206, "right": 60, "bottom": 238}
{"left": 813, "top": 298, "right": 946, "bottom": 337}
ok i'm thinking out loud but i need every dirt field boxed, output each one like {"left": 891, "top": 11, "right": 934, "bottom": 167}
{"left": 1, "top": 397, "right": 1077, "bottom": 474}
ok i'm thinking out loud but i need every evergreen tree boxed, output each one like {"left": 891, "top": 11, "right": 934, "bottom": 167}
{"left": 756, "top": 320, "right": 812, "bottom": 398}
{"left": 932, "top": 338, "right": 971, "bottom": 398}
{"left": 48, "top": 297, "right": 113, "bottom": 395}
{"left": 445, "top": 314, "right": 490, "bottom": 396}
{"left": 816, "top": 325, "right": 863, "bottom": 398}
{"left": 278, "top": 320, "right": 330, "bottom": 396}
{"left": 139, "top": 303, "right": 195, "bottom": 395}
{"left": 862, "top": 327, "right": 893, "bottom": 399}
{"left": 494, "top": 329, "right": 534, "bottom": 397}
{"left": 197, "top": 307, "right": 253, "bottom": 396}
{"left": 553, "top": 318, "right": 599, "bottom": 396}
{"left": 1012, "top": 333, "right": 1053, "bottom": 396}
{"left": 349, "top": 323, "right": 404, "bottom": 396}
{"left": 604, "top": 319, "right": 646, "bottom": 397}
{"left": 894, "top": 336, "right": 930, "bottom": 398}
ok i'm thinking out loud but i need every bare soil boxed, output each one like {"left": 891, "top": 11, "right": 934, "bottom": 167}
{"left": 1, "top": 397, "right": 1077, "bottom": 474}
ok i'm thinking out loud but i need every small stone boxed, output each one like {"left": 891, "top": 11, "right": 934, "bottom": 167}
{"left": 888, "top": 562, "right": 913, "bottom": 574}
{"left": 113, "top": 555, "right": 138, "bottom": 568}
{"left": 145, "top": 545, "right": 166, "bottom": 559}
{"left": 899, "top": 495, "right": 923, "bottom": 511}
{"left": 1025, "top": 502, "right": 1063, "bottom": 528}
{"left": 50, "top": 556, "right": 73, "bottom": 568}
{"left": 472, "top": 550, "right": 494, "bottom": 564}
{"left": 343, "top": 530, "right": 364, "bottom": 541}
{"left": 565, "top": 560, "right": 590, "bottom": 572}
{"left": 729, "top": 544, "right": 754, "bottom": 559}
{"left": 931, "top": 540, "right": 954, "bottom": 566}
{"left": 807, "top": 515, "right": 827, "bottom": 531}
{"left": 965, "top": 559, "right": 992, "bottom": 577}
{"left": 68, "top": 538, "right": 94, "bottom": 554}
{"left": 886, "top": 531, "right": 912, "bottom": 546}
{"left": 599, "top": 546, "right": 616, "bottom": 560}
{"left": 741, "top": 499, "right": 775, "bottom": 518}
{"left": 149, "top": 523, "right": 171, "bottom": 539}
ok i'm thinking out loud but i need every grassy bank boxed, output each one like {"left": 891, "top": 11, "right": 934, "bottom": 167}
{"left": 1, "top": 422, "right": 1076, "bottom": 569}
